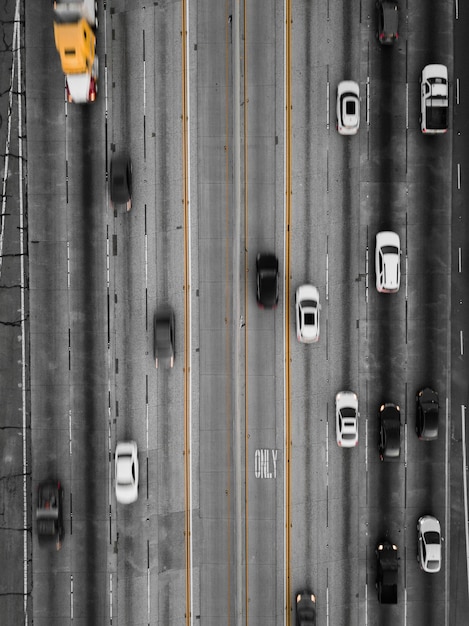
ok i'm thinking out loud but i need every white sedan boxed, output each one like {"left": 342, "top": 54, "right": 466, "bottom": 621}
{"left": 337, "top": 81, "right": 360, "bottom": 135}
{"left": 335, "top": 391, "right": 359, "bottom": 447}
{"left": 115, "top": 441, "right": 139, "bottom": 504}
{"left": 375, "top": 231, "right": 401, "bottom": 293}
{"left": 295, "top": 285, "right": 320, "bottom": 343}
{"left": 417, "top": 515, "right": 441, "bottom": 573}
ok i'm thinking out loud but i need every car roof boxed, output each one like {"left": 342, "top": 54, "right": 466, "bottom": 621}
{"left": 257, "top": 253, "right": 278, "bottom": 269}
{"left": 381, "top": 2, "right": 399, "bottom": 31}
{"left": 154, "top": 312, "right": 173, "bottom": 355}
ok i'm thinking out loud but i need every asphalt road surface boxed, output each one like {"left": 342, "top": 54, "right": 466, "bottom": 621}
{"left": 0, "top": 1, "right": 464, "bottom": 625}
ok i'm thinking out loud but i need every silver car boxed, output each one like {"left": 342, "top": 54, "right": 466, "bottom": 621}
{"left": 417, "top": 515, "right": 441, "bottom": 573}
{"left": 337, "top": 81, "right": 360, "bottom": 135}
{"left": 115, "top": 441, "right": 139, "bottom": 504}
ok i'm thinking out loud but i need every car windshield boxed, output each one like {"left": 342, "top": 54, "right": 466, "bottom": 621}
{"left": 340, "top": 408, "right": 356, "bottom": 418}
{"left": 382, "top": 245, "right": 398, "bottom": 255}
{"left": 156, "top": 322, "right": 171, "bottom": 351}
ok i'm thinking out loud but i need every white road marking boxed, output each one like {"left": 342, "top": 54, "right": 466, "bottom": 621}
{"left": 460, "top": 330, "right": 464, "bottom": 356}
{"left": 254, "top": 449, "right": 278, "bottom": 479}
{"left": 457, "top": 162, "right": 461, "bottom": 190}
{"left": 325, "top": 243, "right": 329, "bottom": 301}
{"left": 405, "top": 83, "right": 409, "bottom": 130}
{"left": 326, "top": 77, "right": 330, "bottom": 130}
{"left": 9, "top": 1, "right": 30, "bottom": 621}
{"left": 70, "top": 574, "right": 74, "bottom": 619}
{"left": 461, "top": 405, "right": 469, "bottom": 598}
{"left": 326, "top": 419, "right": 329, "bottom": 469}
{"left": 366, "top": 76, "right": 370, "bottom": 126}
{"left": 365, "top": 244, "right": 369, "bottom": 304}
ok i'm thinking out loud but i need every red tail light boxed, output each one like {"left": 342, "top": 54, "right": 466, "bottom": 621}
{"left": 89, "top": 78, "right": 97, "bottom": 102}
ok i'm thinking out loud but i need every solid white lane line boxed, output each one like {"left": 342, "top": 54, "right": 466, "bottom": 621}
{"left": 366, "top": 76, "right": 370, "bottom": 126}
{"left": 365, "top": 245, "right": 369, "bottom": 304}
{"left": 405, "top": 83, "right": 409, "bottom": 130}
{"left": 461, "top": 405, "right": 469, "bottom": 599}
{"left": 325, "top": 245, "right": 329, "bottom": 302}
{"left": 326, "top": 76, "right": 330, "bottom": 130}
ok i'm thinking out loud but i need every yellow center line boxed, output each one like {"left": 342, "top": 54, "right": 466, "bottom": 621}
{"left": 224, "top": 0, "right": 233, "bottom": 622}
{"left": 243, "top": 1, "right": 250, "bottom": 624}
{"left": 285, "top": 0, "right": 293, "bottom": 624}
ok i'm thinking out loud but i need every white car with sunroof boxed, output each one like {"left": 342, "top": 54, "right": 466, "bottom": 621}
{"left": 336, "top": 391, "right": 359, "bottom": 447}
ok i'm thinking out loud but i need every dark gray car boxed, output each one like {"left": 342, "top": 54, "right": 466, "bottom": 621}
{"left": 256, "top": 252, "right": 279, "bottom": 308}
{"left": 376, "top": 1, "right": 399, "bottom": 45}
{"left": 110, "top": 152, "right": 132, "bottom": 211}
{"left": 154, "top": 309, "right": 175, "bottom": 369}
{"left": 296, "top": 591, "right": 316, "bottom": 625}
{"left": 378, "top": 403, "right": 401, "bottom": 461}
{"left": 37, "top": 480, "right": 64, "bottom": 550}
{"left": 416, "top": 388, "right": 439, "bottom": 440}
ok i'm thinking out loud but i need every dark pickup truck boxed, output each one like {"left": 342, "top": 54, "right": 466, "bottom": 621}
{"left": 37, "top": 480, "right": 64, "bottom": 550}
{"left": 376, "top": 540, "right": 398, "bottom": 604}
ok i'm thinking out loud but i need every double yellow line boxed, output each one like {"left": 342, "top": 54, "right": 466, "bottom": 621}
{"left": 181, "top": 0, "right": 294, "bottom": 622}
{"left": 284, "top": 0, "right": 293, "bottom": 622}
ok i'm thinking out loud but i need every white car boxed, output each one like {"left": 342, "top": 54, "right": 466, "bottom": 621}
{"left": 417, "top": 515, "right": 441, "bottom": 573}
{"left": 375, "top": 231, "right": 400, "bottom": 293}
{"left": 295, "top": 285, "right": 320, "bottom": 343}
{"left": 420, "top": 64, "right": 448, "bottom": 134}
{"left": 337, "top": 81, "right": 360, "bottom": 135}
{"left": 115, "top": 441, "right": 139, "bottom": 504}
{"left": 335, "top": 391, "right": 359, "bottom": 447}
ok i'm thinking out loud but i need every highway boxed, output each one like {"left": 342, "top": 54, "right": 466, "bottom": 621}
{"left": 0, "top": 0, "right": 463, "bottom": 625}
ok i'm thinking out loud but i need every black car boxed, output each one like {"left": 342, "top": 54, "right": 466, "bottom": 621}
{"left": 378, "top": 403, "right": 401, "bottom": 461}
{"left": 154, "top": 309, "right": 175, "bottom": 369}
{"left": 110, "top": 153, "right": 132, "bottom": 211}
{"left": 37, "top": 480, "right": 64, "bottom": 550}
{"left": 256, "top": 253, "right": 279, "bottom": 309}
{"left": 416, "top": 388, "right": 439, "bottom": 441}
{"left": 375, "top": 540, "right": 398, "bottom": 604}
{"left": 376, "top": 1, "right": 399, "bottom": 45}
{"left": 296, "top": 591, "right": 316, "bottom": 625}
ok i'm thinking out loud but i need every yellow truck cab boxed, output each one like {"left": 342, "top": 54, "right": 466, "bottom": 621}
{"left": 53, "top": 18, "right": 98, "bottom": 103}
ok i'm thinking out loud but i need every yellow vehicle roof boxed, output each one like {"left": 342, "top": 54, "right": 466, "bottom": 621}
{"left": 54, "top": 19, "right": 95, "bottom": 74}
